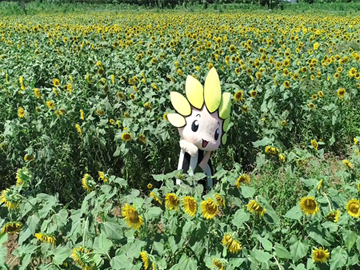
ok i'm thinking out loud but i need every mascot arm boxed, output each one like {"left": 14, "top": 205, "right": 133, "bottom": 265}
{"left": 180, "top": 139, "right": 198, "bottom": 156}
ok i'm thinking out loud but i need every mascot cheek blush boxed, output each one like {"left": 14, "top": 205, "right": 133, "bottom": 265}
{"left": 166, "top": 67, "right": 231, "bottom": 190}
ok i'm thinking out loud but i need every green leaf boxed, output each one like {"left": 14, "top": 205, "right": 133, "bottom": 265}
{"left": 146, "top": 207, "right": 163, "bottom": 220}
{"left": 294, "top": 263, "right": 306, "bottom": 270}
{"left": 102, "top": 221, "right": 124, "bottom": 240}
{"left": 0, "top": 233, "right": 8, "bottom": 245}
{"left": 257, "top": 237, "right": 272, "bottom": 251}
{"left": 111, "top": 254, "right": 133, "bottom": 270}
{"left": 251, "top": 249, "right": 272, "bottom": 263}
{"left": 231, "top": 209, "right": 250, "bottom": 229}
{"left": 154, "top": 240, "right": 164, "bottom": 255}
{"left": 284, "top": 205, "right": 302, "bottom": 220}
{"left": 290, "top": 240, "right": 309, "bottom": 263}
{"left": 252, "top": 137, "right": 273, "bottom": 148}
{"left": 308, "top": 231, "right": 330, "bottom": 247}
{"left": 52, "top": 246, "right": 72, "bottom": 265}
{"left": 329, "top": 246, "right": 347, "bottom": 270}
{"left": 274, "top": 243, "right": 291, "bottom": 259}
{"left": 168, "top": 236, "right": 178, "bottom": 254}
{"left": 93, "top": 233, "right": 113, "bottom": 255}
{"left": 171, "top": 254, "right": 197, "bottom": 270}
{"left": 241, "top": 186, "right": 255, "bottom": 198}
{"left": 343, "top": 230, "right": 357, "bottom": 252}
{"left": 356, "top": 236, "right": 360, "bottom": 252}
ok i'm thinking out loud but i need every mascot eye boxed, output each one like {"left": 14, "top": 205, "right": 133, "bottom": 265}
{"left": 191, "top": 120, "right": 199, "bottom": 132}
{"left": 214, "top": 129, "right": 220, "bottom": 140}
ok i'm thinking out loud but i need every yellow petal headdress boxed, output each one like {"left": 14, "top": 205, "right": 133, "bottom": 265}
{"left": 167, "top": 67, "right": 232, "bottom": 145}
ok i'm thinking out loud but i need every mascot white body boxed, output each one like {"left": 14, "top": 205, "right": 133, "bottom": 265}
{"left": 167, "top": 68, "right": 231, "bottom": 190}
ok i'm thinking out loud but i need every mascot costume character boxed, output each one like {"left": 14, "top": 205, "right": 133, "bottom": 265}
{"left": 166, "top": 67, "right": 232, "bottom": 190}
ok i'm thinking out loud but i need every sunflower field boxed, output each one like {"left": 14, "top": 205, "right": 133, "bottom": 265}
{"left": 1, "top": 5, "right": 360, "bottom": 270}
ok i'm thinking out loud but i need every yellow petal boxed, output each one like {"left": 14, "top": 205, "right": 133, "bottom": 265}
{"left": 222, "top": 133, "right": 227, "bottom": 145}
{"left": 219, "top": 92, "right": 231, "bottom": 119}
{"left": 167, "top": 113, "right": 186, "bottom": 127}
{"left": 170, "top": 92, "right": 191, "bottom": 116}
{"left": 185, "top": 75, "right": 204, "bottom": 109}
{"left": 204, "top": 67, "right": 221, "bottom": 113}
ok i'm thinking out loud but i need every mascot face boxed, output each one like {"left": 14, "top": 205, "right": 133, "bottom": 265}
{"left": 178, "top": 106, "right": 223, "bottom": 152}
{"left": 166, "top": 67, "right": 232, "bottom": 150}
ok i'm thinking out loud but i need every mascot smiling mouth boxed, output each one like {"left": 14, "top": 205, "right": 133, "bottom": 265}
{"left": 202, "top": 139, "right": 209, "bottom": 148}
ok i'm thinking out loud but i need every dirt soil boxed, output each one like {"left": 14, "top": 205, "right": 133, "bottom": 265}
{"left": 5, "top": 233, "right": 19, "bottom": 269}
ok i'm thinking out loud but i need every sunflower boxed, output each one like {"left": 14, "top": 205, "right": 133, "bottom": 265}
{"left": 212, "top": 258, "right": 227, "bottom": 270}
{"left": 165, "top": 193, "right": 179, "bottom": 211}
{"left": 246, "top": 200, "right": 266, "bottom": 217}
{"left": 0, "top": 189, "right": 19, "bottom": 210}
{"left": 358, "top": 182, "right": 360, "bottom": 192}
{"left": 312, "top": 94, "right": 317, "bottom": 100}
{"left": 130, "top": 93, "right": 136, "bottom": 100}
{"left": 279, "top": 154, "right": 285, "bottom": 163}
{"left": 122, "top": 133, "right": 132, "bottom": 142}
{"left": 234, "top": 90, "right": 243, "bottom": 102}
{"left": 177, "top": 69, "right": 183, "bottom": 76}
{"left": 98, "top": 171, "right": 108, "bottom": 184}
{"left": 111, "top": 75, "right": 115, "bottom": 85}
{"left": 201, "top": 198, "right": 219, "bottom": 220}
{"left": 18, "top": 107, "right": 25, "bottom": 118}
{"left": 163, "top": 113, "right": 169, "bottom": 122}
{"left": 34, "top": 233, "right": 56, "bottom": 245}
{"left": 355, "top": 138, "right": 358, "bottom": 145}
{"left": 96, "top": 110, "right": 105, "bottom": 116}
{"left": 140, "top": 252, "right": 149, "bottom": 270}
{"left": 109, "top": 119, "right": 115, "bottom": 125}
{"left": 281, "top": 120, "right": 287, "bottom": 126}
{"left": 16, "top": 168, "right": 31, "bottom": 186}
{"left": 75, "top": 124, "right": 82, "bottom": 136}
{"left": 71, "top": 246, "right": 94, "bottom": 270}
{"left": 182, "top": 196, "right": 197, "bottom": 218}
{"left": 34, "top": 88, "right": 41, "bottom": 99}
{"left": 326, "top": 209, "right": 340, "bottom": 223}
{"left": 117, "top": 92, "right": 126, "bottom": 100}
{"left": 312, "top": 247, "right": 330, "bottom": 263}
{"left": 311, "top": 140, "right": 318, "bottom": 151}
{"left": 284, "top": 81, "right": 290, "bottom": 89}
{"left": 1, "top": 222, "right": 21, "bottom": 234}
{"left": 241, "top": 105, "right": 248, "bottom": 113}
{"left": 308, "top": 103, "right": 315, "bottom": 110}
{"left": 147, "top": 183, "right": 153, "bottom": 189}
{"left": 53, "top": 78, "right": 60, "bottom": 87}
{"left": 122, "top": 203, "right": 143, "bottom": 230}
{"left": 337, "top": 88, "right": 345, "bottom": 99}
{"left": 222, "top": 234, "right": 242, "bottom": 254}
{"left": 236, "top": 174, "right": 250, "bottom": 188}
{"left": 317, "top": 179, "right": 323, "bottom": 190}
{"left": 144, "top": 102, "right": 153, "bottom": 110}
{"left": 299, "top": 196, "right": 319, "bottom": 215}
{"left": 82, "top": 174, "right": 95, "bottom": 193}
{"left": 250, "top": 90, "right": 257, "bottom": 98}
{"left": 265, "top": 146, "right": 279, "bottom": 155}
{"left": 150, "top": 192, "right": 162, "bottom": 205}
{"left": 342, "top": 160, "right": 353, "bottom": 170}
{"left": 215, "top": 194, "right": 225, "bottom": 207}
{"left": 139, "top": 134, "right": 146, "bottom": 144}
{"left": 346, "top": 199, "right": 360, "bottom": 218}
{"left": 318, "top": 91, "right": 324, "bottom": 98}
{"left": 46, "top": 101, "right": 55, "bottom": 110}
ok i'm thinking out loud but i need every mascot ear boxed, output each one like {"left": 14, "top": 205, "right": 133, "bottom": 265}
{"left": 204, "top": 67, "right": 221, "bottom": 113}
{"left": 185, "top": 75, "right": 203, "bottom": 110}
{"left": 167, "top": 113, "right": 186, "bottom": 128}
{"left": 219, "top": 92, "right": 231, "bottom": 120}
{"left": 170, "top": 92, "right": 191, "bottom": 117}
